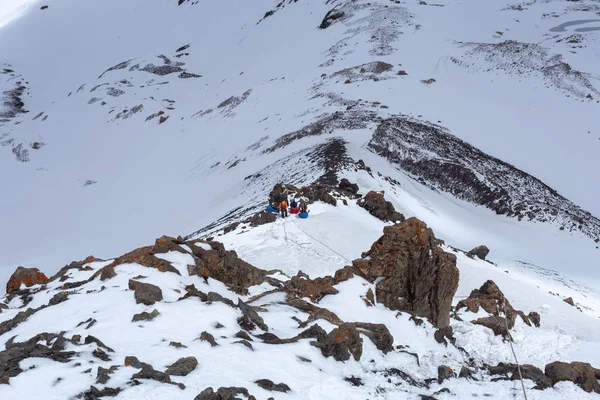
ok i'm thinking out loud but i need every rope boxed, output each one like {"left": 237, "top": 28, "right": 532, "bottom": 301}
{"left": 291, "top": 218, "right": 353, "bottom": 264}
{"left": 502, "top": 301, "right": 528, "bottom": 400}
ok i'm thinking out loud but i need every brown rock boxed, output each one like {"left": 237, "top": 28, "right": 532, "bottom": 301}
{"left": 6, "top": 267, "right": 49, "bottom": 294}
{"left": 338, "top": 178, "right": 359, "bottom": 195}
{"left": 545, "top": 361, "right": 600, "bottom": 393}
{"left": 352, "top": 218, "right": 458, "bottom": 328}
{"left": 563, "top": 297, "right": 575, "bottom": 306}
{"left": 528, "top": 312, "right": 541, "bottom": 328}
{"left": 285, "top": 275, "right": 339, "bottom": 303}
{"left": 456, "top": 280, "right": 535, "bottom": 332}
{"left": 188, "top": 241, "right": 267, "bottom": 295}
{"left": 128, "top": 280, "right": 163, "bottom": 305}
{"left": 356, "top": 191, "right": 404, "bottom": 222}
{"left": 438, "top": 365, "right": 455, "bottom": 384}
{"left": 473, "top": 316, "right": 510, "bottom": 338}
{"left": 311, "top": 323, "right": 363, "bottom": 361}
{"left": 249, "top": 211, "right": 276, "bottom": 227}
{"left": 354, "top": 322, "right": 394, "bottom": 353}
{"left": 466, "top": 245, "right": 490, "bottom": 260}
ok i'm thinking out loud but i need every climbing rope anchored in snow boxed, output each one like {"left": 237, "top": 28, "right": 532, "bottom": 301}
{"left": 502, "top": 301, "right": 528, "bottom": 400}
{"left": 290, "top": 218, "right": 353, "bottom": 264}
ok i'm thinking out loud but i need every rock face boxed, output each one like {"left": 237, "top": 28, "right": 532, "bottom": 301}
{"left": 0, "top": 334, "right": 75, "bottom": 384}
{"left": 352, "top": 218, "right": 459, "bottom": 328}
{"left": 311, "top": 323, "right": 363, "bottom": 361}
{"left": 195, "top": 387, "right": 250, "bottom": 400}
{"left": 249, "top": 210, "right": 277, "bottom": 227}
{"left": 356, "top": 190, "right": 404, "bottom": 222}
{"left": 338, "top": 178, "right": 359, "bottom": 195}
{"left": 128, "top": 280, "right": 163, "bottom": 305}
{"left": 6, "top": 267, "right": 50, "bottom": 294}
{"left": 188, "top": 240, "right": 267, "bottom": 295}
{"left": 466, "top": 245, "right": 490, "bottom": 260}
{"left": 545, "top": 361, "right": 600, "bottom": 393}
{"left": 255, "top": 379, "right": 291, "bottom": 392}
{"left": 563, "top": 297, "right": 575, "bottom": 306}
{"left": 165, "top": 356, "right": 198, "bottom": 376}
{"left": 456, "top": 280, "right": 540, "bottom": 336}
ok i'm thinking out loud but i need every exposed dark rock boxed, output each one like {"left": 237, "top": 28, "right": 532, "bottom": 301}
{"left": 513, "top": 364, "right": 552, "bottom": 388}
{"left": 545, "top": 361, "right": 600, "bottom": 393}
{"left": 528, "top": 311, "right": 541, "bottom": 328}
{"left": 235, "top": 340, "right": 254, "bottom": 350}
{"left": 235, "top": 331, "right": 253, "bottom": 341}
{"left": 96, "top": 366, "right": 119, "bottom": 384}
{"left": 93, "top": 348, "right": 111, "bottom": 361}
{"left": 187, "top": 240, "right": 268, "bottom": 295}
{"left": 249, "top": 211, "right": 277, "bottom": 227}
{"left": 169, "top": 341, "right": 187, "bottom": 348}
{"left": 367, "top": 113, "right": 600, "bottom": 239}
{"left": 131, "top": 364, "right": 172, "bottom": 384}
{"left": 456, "top": 280, "right": 538, "bottom": 335}
{"left": 437, "top": 365, "right": 455, "bottom": 384}
{"left": 0, "top": 334, "right": 75, "bottom": 384}
{"left": 77, "top": 386, "right": 121, "bottom": 399}
{"left": 124, "top": 356, "right": 146, "bottom": 369}
{"left": 6, "top": 266, "right": 49, "bottom": 294}
{"left": 434, "top": 326, "right": 455, "bottom": 346}
{"left": 0, "top": 307, "right": 43, "bottom": 336}
{"left": 238, "top": 299, "right": 268, "bottom": 331}
{"left": 194, "top": 387, "right": 250, "bottom": 400}
{"left": 49, "top": 292, "right": 69, "bottom": 306}
{"left": 344, "top": 376, "right": 363, "bottom": 386}
{"left": 84, "top": 335, "right": 114, "bottom": 352}
{"left": 165, "top": 356, "right": 198, "bottom": 376}
{"left": 285, "top": 274, "right": 339, "bottom": 303}
{"left": 352, "top": 218, "right": 459, "bottom": 328}
{"left": 466, "top": 245, "right": 490, "bottom": 260}
{"left": 319, "top": 8, "right": 345, "bottom": 29}
{"left": 472, "top": 316, "right": 510, "bottom": 338}
{"left": 459, "top": 366, "right": 476, "bottom": 379}
{"left": 297, "top": 185, "right": 337, "bottom": 206}
{"left": 128, "top": 280, "right": 163, "bottom": 305}
{"left": 255, "top": 379, "right": 291, "bottom": 392}
{"left": 311, "top": 323, "right": 362, "bottom": 361}
{"left": 354, "top": 322, "right": 394, "bottom": 354}
{"left": 338, "top": 178, "right": 359, "bottom": 195}
{"left": 132, "top": 309, "right": 160, "bottom": 322}
{"left": 357, "top": 190, "right": 405, "bottom": 222}
{"left": 200, "top": 331, "right": 219, "bottom": 347}
{"left": 564, "top": 297, "right": 575, "bottom": 306}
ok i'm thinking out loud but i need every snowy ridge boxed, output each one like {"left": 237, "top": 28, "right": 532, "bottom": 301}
{"left": 1, "top": 198, "right": 600, "bottom": 399}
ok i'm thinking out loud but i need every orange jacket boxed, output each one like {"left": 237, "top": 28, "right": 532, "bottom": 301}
{"left": 279, "top": 201, "right": 288, "bottom": 209}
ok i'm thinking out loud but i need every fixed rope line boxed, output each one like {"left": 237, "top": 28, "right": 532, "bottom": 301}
{"left": 290, "top": 219, "right": 353, "bottom": 264}
{"left": 502, "top": 301, "right": 528, "bottom": 400}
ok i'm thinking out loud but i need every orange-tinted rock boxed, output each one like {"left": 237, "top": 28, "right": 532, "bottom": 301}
{"left": 6, "top": 267, "right": 49, "bottom": 294}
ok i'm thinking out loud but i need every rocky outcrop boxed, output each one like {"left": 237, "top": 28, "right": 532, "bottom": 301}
{"left": 311, "top": 323, "right": 363, "bottom": 361}
{"left": 195, "top": 387, "right": 251, "bottom": 400}
{"left": 357, "top": 190, "right": 404, "bottom": 222}
{"left": 249, "top": 210, "right": 276, "bottom": 227}
{"left": 165, "top": 356, "right": 198, "bottom": 376}
{"left": 132, "top": 309, "right": 160, "bottom": 322}
{"left": 352, "top": 218, "right": 459, "bottom": 328}
{"left": 563, "top": 297, "right": 575, "bottom": 306}
{"left": 255, "top": 379, "right": 291, "bottom": 392}
{"left": 545, "top": 362, "right": 600, "bottom": 393}
{"left": 6, "top": 266, "right": 49, "bottom": 294}
{"left": 456, "top": 280, "right": 540, "bottom": 337}
{"left": 297, "top": 184, "right": 338, "bottom": 206}
{"left": 237, "top": 299, "right": 268, "bottom": 331}
{"left": 128, "top": 280, "right": 163, "bottom": 305}
{"left": 466, "top": 245, "right": 490, "bottom": 260}
{"left": 338, "top": 178, "right": 359, "bottom": 195}
{"left": 0, "top": 334, "right": 75, "bottom": 384}
{"left": 187, "top": 240, "right": 268, "bottom": 295}
{"left": 438, "top": 365, "right": 455, "bottom": 384}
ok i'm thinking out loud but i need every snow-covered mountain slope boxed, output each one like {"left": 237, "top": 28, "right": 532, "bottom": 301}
{"left": 1, "top": 196, "right": 600, "bottom": 399}
{"left": 0, "top": 0, "right": 599, "bottom": 293}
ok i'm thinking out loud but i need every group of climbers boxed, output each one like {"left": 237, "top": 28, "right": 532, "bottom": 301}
{"left": 270, "top": 184, "right": 308, "bottom": 218}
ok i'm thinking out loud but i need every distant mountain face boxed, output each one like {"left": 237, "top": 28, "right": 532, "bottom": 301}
{"left": 0, "top": 0, "right": 598, "bottom": 285}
